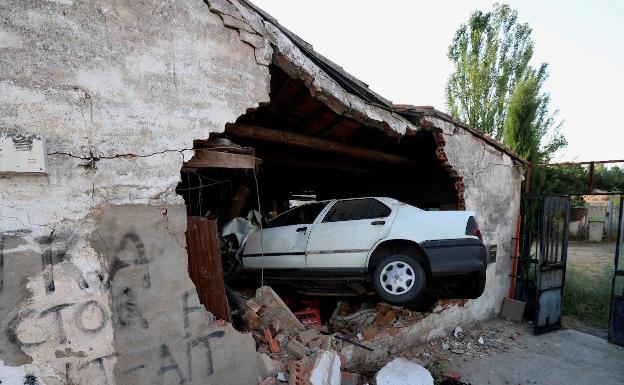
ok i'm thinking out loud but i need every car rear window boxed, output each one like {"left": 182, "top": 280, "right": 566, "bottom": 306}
{"left": 322, "top": 199, "right": 391, "bottom": 223}
{"left": 267, "top": 202, "right": 328, "bottom": 227}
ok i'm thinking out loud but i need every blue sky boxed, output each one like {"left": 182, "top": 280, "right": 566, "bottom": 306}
{"left": 251, "top": 0, "right": 624, "bottom": 162}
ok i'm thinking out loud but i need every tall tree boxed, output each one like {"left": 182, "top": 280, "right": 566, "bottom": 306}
{"left": 503, "top": 65, "right": 566, "bottom": 163}
{"left": 446, "top": 2, "right": 566, "bottom": 171}
{"left": 446, "top": 3, "right": 533, "bottom": 139}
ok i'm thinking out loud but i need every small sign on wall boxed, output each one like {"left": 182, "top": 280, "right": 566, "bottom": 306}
{"left": 488, "top": 244, "right": 497, "bottom": 263}
{"left": 0, "top": 133, "right": 48, "bottom": 174}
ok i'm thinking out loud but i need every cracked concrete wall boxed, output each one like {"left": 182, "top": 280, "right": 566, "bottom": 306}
{"left": 1, "top": 0, "right": 269, "bottom": 384}
{"left": 427, "top": 116, "right": 522, "bottom": 320}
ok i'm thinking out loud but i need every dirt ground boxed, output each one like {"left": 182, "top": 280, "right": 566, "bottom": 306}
{"left": 399, "top": 319, "right": 624, "bottom": 385}
{"left": 567, "top": 241, "right": 616, "bottom": 276}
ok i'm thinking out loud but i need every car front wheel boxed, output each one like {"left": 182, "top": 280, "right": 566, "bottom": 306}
{"left": 373, "top": 254, "right": 426, "bottom": 306}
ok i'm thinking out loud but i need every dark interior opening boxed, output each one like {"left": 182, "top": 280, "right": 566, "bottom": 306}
{"left": 177, "top": 65, "right": 460, "bottom": 223}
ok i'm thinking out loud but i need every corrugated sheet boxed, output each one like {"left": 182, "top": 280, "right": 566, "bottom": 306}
{"left": 186, "top": 217, "right": 230, "bottom": 321}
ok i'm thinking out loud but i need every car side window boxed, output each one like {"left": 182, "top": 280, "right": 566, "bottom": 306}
{"left": 267, "top": 202, "right": 327, "bottom": 228}
{"left": 322, "top": 199, "right": 391, "bottom": 223}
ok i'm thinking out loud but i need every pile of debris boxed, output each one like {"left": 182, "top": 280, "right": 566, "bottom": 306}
{"left": 228, "top": 286, "right": 454, "bottom": 385}
{"left": 229, "top": 286, "right": 365, "bottom": 385}
{"left": 328, "top": 299, "right": 469, "bottom": 344}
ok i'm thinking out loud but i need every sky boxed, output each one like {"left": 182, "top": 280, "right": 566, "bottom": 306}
{"left": 251, "top": 0, "right": 624, "bottom": 162}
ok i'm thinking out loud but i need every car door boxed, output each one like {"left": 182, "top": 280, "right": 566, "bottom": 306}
{"left": 306, "top": 198, "right": 395, "bottom": 269}
{"left": 242, "top": 202, "right": 328, "bottom": 269}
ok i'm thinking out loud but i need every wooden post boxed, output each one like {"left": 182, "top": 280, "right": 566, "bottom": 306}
{"left": 186, "top": 217, "right": 230, "bottom": 321}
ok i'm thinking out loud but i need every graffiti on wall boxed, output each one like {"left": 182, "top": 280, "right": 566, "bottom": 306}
{"left": 3, "top": 229, "right": 225, "bottom": 385}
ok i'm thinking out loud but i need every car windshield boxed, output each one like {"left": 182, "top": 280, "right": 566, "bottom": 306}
{"left": 266, "top": 202, "right": 328, "bottom": 228}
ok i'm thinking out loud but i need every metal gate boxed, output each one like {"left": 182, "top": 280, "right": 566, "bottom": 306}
{"left": 608, "top": 195, "right": 624, "bottom": 345}
{"left": 519, "top": 196, "right": 570, "bottom": 334}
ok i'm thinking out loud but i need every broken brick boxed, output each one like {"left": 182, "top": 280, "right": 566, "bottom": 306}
{"left": 373, "top": 310, "right": 396, "bottom": 327}
{"left": 341, "top": 371, "right": 360, "bottom": 385}
{"left": 362, "top": 326, "right": 379, "bottom": 341}
{"left": 264, "top": 329, "right": 280, "bottom": 353}
{"left": 289, "top": 360, "right": 305, "bottom": 385}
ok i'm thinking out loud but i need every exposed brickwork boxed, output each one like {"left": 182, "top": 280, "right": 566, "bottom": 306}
{"left": 433, "top": 130, "right": 466, "bottom": 210}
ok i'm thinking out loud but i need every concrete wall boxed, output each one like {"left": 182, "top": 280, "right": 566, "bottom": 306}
{"left": 0, "top": 0, "right": 269, "bottom": 383}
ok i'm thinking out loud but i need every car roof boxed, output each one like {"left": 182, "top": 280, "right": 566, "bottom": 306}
{"left": 294, "top": 197, "right": 401, "bottom": 207}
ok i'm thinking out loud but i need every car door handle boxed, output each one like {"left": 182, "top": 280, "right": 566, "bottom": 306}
{"left": 371, "top": 220, "right": 385, "bottom": 225}
{"left": 296, "top": 226, "right": 308, "bottom": 232}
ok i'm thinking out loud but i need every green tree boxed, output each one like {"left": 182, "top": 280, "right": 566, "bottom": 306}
{"left": 446, "top": 3, "right": 533, "bottom": 139}
{"left": 503, "top": 65, "right": 566, "bottom": 164}
{"left": 447, "top": 3, "right": 567, "bottom": 193}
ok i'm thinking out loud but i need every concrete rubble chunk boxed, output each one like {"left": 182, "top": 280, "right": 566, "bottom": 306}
{"left": 453, "top": 326, "right": 463, "bottom": 338}
{"left": 286, "top": 339, "right": 310, "bottom": 359}
{"left": 375, "top": 357, "right": 434, "bottom": 385}
{"left": 258, "top": 352, "right": 283, "bottom": 378}
{"left": 298, "top": 328, "right": 320, "bottom": 345}
{"left": 275, "top": 333, "right": 289, "bottom": 349}
{"left": 255, "top": 286, "right": 305, "bottom": 334}
{"left": 308, "top": 350, "right": 341, "bottom": 385}
{"left": 277, "top": 372, "right": 289, "bottom": 382}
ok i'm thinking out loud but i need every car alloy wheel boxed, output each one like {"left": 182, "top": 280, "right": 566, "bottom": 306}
{"left": 379, "top": 260, "right": 415, "bottom": 295}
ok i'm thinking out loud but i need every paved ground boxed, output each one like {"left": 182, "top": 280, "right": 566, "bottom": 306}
{"left": 447, "top": 321, "right": 624, "bottom": 385}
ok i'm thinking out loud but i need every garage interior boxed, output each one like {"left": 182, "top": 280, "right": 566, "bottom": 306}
{"left": 176, "top": 64, "right": 467, "bottom": 321}
{"left": 178, "top": 65, "right": 462, "bottom": 217}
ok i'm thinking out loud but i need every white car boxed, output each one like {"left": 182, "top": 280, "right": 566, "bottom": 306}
{"left": 240, "top": 197, "right": 487, "bottom": 306}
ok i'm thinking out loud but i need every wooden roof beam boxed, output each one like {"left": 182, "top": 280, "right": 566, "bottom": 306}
{"left": 226, "top": 123, "right": 417, "bottom": 167}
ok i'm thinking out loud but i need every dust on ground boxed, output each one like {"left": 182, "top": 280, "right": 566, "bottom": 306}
{"left": 567, "top": 241, "right": 616, "bottom": 276}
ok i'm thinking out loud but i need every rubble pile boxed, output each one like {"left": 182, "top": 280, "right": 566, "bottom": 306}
{"left": 328, "top": 300, "right": 467, "bottom": 342}
{"left": 232, "top": 286, "right": 363, "bottom": 384}
{"left": 231, "top": 286, "right": 481, "bottom": 384}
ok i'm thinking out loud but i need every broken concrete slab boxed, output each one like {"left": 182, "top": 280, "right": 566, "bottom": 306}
{"left": 500, "top": 298, "right": 526, "bottom": 322}
{"left": 255, "top": 286, "right": 305, "bottom": 334}
{"left": 308, "top": 350, "right": 341, "bottom": 385}
{"left": 375, "top": 357, "right": 434, "bottom": 385}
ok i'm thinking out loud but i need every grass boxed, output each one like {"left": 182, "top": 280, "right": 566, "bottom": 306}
{"left": 426, "top": 362, "right": 448, "bottom": 385}
{"left": 563, "top": 264, "right": 613, "bottom": 329}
